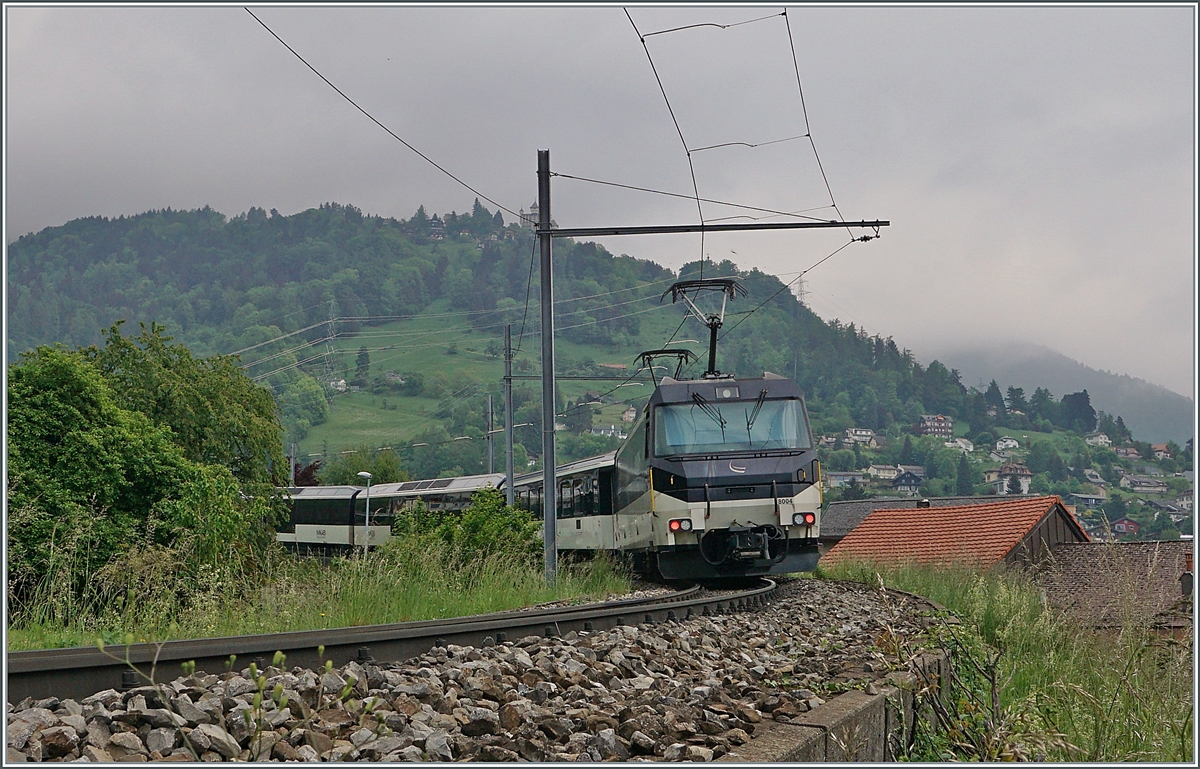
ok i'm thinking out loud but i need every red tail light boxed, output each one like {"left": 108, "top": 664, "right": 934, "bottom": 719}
{"left": 668, "top": 518, "right": 693, "bottom": 532}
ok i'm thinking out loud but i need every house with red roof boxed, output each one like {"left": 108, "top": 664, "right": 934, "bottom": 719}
{"left": 821, "top": 495, "right": 1089, "bottom": 569}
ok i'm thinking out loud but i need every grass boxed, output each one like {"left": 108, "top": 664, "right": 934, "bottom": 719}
{"left": 298, "top": 299, "right": 691, "bottom": 459}
{"left": 818, "top": 559, "right": 1193, "bottom": 762}
{"left": 7, "top": 540, "right": 631, "bottom": 652}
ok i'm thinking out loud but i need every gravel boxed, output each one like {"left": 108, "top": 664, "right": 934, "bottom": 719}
{"left": 6, "top": 579, "right": 936, "bottom": 762}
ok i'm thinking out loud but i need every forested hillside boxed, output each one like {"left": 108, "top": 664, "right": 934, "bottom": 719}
{"left": 8, "top": 202, "right": 1142, "bottom": 478}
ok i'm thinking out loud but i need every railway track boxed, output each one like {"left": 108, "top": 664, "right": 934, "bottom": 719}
{"left": 7, "top": 580, "right": 778, "bottom": 704}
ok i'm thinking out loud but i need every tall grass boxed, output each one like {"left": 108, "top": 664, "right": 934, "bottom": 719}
{"left": 819, "top": 559, "right": 1193, "bottom": 762}
{"left": 8, "top": 508, "right": 630, "bottom": 652}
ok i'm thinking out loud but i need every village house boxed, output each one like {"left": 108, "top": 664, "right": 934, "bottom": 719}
{"left": 892, "top": 471, "right": 923, "bottom": 495}
{"left": 1110, "top": 517, "right": 1140, "bottom": 536}
{"left": 817, "top": 435, "right": 839, "bottom": 449}
{"left": 866, "top": 464, "right": 900, "bottom": 481}
{"left": 1037, "top": 540, "right": 1192, "bottom": 632}
{"left": 1084, "top": 432, "right": 1112, "bottom": 447}
{"left": 983, "top": 462, "right": 1033, "bottom": 495}
{"left": 1151, "top": 443, "right": 1173, "bottom": 460}
{"left": 917, "top": 414, "right": 954, "bottom": 438}
{"left": 1081, "top": 468, "right": 1107, "bottom": 488}
{"left": 819, "top": 495, "right": 1005, "bottom": 551}
{"left": 995, "top": 436, "right": 1020, "bottom": 451}
{"left": 825, "top": 471, "right": 867, "bottom": 489}
{"left": 944, "top": 437, "right": 974, "bottom": 454}
{"left": 621, "top": 406, "right": 637, "bottom": 423}
{"left": 843, "top": 427, "right": 880, "bottom": 448}
{"left": 821, "top": 495, "right": 1089, "bottom": 569}
{"left": 989, "top": 450, "right": 1012, "bottom": 463}
{"left": 1119, "top": 474, "right": 1169, "bottom": 493}
{"left": 1176, "top": 488, "right": 1193, "bottom": 511}
{"left": 590, "top": 425, "right": 626, "bottom": 439}
{"left": 1115, "top": 446, "right": 1142, "bottom": 459}
{"left": 1068, "top": 491, "right": 1107, "bottom": 509}
{"left": 897, "top": 464, "right": 926, "bottom": 479}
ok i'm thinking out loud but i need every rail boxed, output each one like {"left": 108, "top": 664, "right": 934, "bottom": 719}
{"left": 7, "top": 580, "right": 778, "bottom": 703}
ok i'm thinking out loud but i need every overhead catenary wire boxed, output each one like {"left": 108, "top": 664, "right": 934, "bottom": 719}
{"left": 625, "top": 7, "right": 708, "bottom": 277}
{"left": 244, "top": 7, "right": 520, "bottom": 220}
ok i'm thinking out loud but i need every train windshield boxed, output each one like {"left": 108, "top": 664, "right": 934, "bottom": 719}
{"left": 653, "top": 397, "right": 812, "bottom": 456}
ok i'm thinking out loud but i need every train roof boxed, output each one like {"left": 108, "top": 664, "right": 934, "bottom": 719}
{"left": 370, "top": 473, "right": 506, "bottom": 498}
{"left": 650, "top": 371, "right": 804, "bottom": 405}
{"left": 286, "top": 485, "right": 362, "bottom": 500}
{"left": 513, "top": 451, "right": 617, "bottom": 487}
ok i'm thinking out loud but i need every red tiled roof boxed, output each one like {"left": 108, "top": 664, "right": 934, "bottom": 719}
{"left": 822, "top": 495, "right": 1083, "bottom": 568}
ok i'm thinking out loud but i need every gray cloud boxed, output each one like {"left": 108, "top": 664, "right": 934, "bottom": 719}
{"left": 4, "top": 5, "right": 1195, "bottom": 397}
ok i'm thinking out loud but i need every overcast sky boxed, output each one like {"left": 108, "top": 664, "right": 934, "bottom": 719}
{"left": 4, "top": 4, "right": 1196, "bottom": 398}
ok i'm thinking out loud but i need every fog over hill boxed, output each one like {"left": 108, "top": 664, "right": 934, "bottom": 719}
{"left": 923, "top": 343, "right": 1194, "bottom": 445}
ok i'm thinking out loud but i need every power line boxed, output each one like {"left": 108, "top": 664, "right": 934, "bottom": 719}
{"left": 641, "top": 11, "right": 784, "bottom": 38}
{"left": 244, "top": 7, "right": 519, "bottom": 219}
{"left": 625, "top": 8, "right": 708, "bottom": 276}
{"left": 550, "top": 171, "right": 833, "bottom": 223}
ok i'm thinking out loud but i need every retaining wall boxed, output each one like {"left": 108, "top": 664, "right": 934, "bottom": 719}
{"left": 719, "top": 650, "right": 949, "bottom": 762}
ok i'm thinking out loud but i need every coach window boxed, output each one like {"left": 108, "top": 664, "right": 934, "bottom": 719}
{"left": 559, "top": 480, "right": 573, "bottom": 519}
{"left": 573, "top": 479, "right": 588, "bottom": 517}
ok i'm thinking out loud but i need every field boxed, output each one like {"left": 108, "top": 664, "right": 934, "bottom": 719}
{"left": 296, "top": 297, "right": 691, "bottom": 460}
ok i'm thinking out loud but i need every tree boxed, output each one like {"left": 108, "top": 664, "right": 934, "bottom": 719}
{"left": 82, "top": 321, "right": 287, "bottom": 487}
{"left": 840, "top": 478, "right": 868, "bottom": 501}
{"left": 356, "top": 345, "right": 370, "bottom": 381}
{"left": 1029, "top": 387, "right": 1056, "bottom": 424}
{"left": 564, "top": 400, "right": 597, "bottom": 434}
{"left": 6, "top": 346, "right": 274, "bottom": 611}
{"left": 1059, "top": 390, "right": 1097, "bottom": 434}
{"left": 956, "top": 453, "right": 974, "bottom": 496}
{"left": 899, "top": 435, "right": 915, "bottom": 465}
{"left": 985, "top": 380, "right": 1007, "bottom": 417}
{"left": 1006, "top": 475, "right": 1023, "bottom": 495}
{"left": 1005, "top": 386, "right": 1028, "bottom": 413}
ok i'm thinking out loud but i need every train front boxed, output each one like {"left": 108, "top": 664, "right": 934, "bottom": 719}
{"left": 615, "top": 372, "right": 822, "bottom": 579}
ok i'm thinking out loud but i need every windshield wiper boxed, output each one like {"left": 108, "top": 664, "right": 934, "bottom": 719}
{"left": 691, "top": 392, "right": 727, "bottom": 441}
{"left": 745, "top": 389, "right": 768, "bottom": 436}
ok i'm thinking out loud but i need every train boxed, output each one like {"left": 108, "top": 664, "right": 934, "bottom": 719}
{"left": 279, "top": 371, "right": 822, "bottom": 578}
{"left": 279, "top": 277, "right": 823, "bottom": 578}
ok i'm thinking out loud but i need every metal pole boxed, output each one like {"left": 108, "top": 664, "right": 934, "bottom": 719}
{"left": 487, "top": 395, "right": 494, "bottom": 474}
{"left": 504, "top": 324, "right": 515, "bottom": 507}
{"left": 289, "top": 442, "right": 296, "bottom": 486}
{"left": 538, "top": 149, "right": 557, "bottom": 585}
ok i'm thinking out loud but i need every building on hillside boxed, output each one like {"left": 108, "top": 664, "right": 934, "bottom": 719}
{"left": 819, "top": 495, "right": 1014, "bottom": 551}
{"left": 983, "top": 462, "right": 1033, "bottom": 495}
{"left": 897, "top": 464, "right": 926, "bottom": 479}
{"left": 1151, "top": 443, "right": 1173, "bottom": 460}
{"left": 590, "top": 425, "right": 626, "bottom": 439}
{"left": 1119, "top": 474, "right": 1169, "bottom": 493}
{"left": 843, "top": 428, "right": 880, "bottom": 448}
{"left": 817, "top": 435, "right": 839, "bottom": 449}
{"left": 821, "top": 495, "right": 1089, "bottom": 569}
{"left": 917, "top": 414, "right": 954, "bottom": 438}
{"left": 599, "top": 363, "right": 628, "bottom": 371}
{"left": 1176, "top": 488, "right": 1193, "bottom": 511}
{"left": 995, "top": 436, "right": 1020, "bottom": 451}
{"left": 1081, "top": 468, "right": 1107, "bottom": 488}
{"left": 1115, "top": 446, "right": 1142, "bottom": 459}
{"left": 1037, "top": 540, "right": 1192, "bottom": 632}
{"left": 1084, "top": 432, "right": 1112, "bottom": 447}
{"left": 892, "top": 471, "right": 924, "bottom": 495}
{"left": 866, "top": 464, "right": 900, "bottom": 481}
{"left": 1068, "top": 492, "right": 1107, "bottom": 509}
{"left": 824, "top": 471, "right": 866, "bottom": 489}
{"left": 329, "top": 378, "right": 348, "bottom": 393}
{"left": 621, "top": 406, "right": 637, "bottom": 423}
{"left": 1110, "top": 517, "right": 1140, "bottom": 536}
{"left": 945, "top": 437, "right": 974, "bottom": 454}
{"left": 989, "top": 450, "right": 1012, "bottom": 463}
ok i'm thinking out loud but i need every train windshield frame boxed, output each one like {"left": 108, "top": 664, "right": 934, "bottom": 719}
{"left": 653, "top": 396, "right": 812, "bottom": 457}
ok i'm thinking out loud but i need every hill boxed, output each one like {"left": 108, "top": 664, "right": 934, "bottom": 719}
{"left": 7, "top": 202, "right": 1173, "bottom": 477}
{"left": 928, "top": 343, "right": 1193, "bottom": 444}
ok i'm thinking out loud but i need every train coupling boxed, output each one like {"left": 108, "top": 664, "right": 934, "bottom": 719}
{"left": 727, "top": 524, "right": 771, "bottom": 562}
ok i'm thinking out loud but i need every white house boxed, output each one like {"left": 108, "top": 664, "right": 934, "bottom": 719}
{"left": 866, "top": 464, "right": 900, "bottom": 480}
{"left": 824, "top": 471, "right": 866, "bottom": 489}
{"left": 995, "top": 436, "right": 1020, "bottom": 451}
{"left": 1084, "top": 433, "right": 1112, "bottom": 447}
{"left": 945, "top": 437, "right": 974, "bottom": 454}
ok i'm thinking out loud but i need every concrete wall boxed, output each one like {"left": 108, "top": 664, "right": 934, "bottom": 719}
{"left": 719, "top": 650, "right": 949, "bottom": 762}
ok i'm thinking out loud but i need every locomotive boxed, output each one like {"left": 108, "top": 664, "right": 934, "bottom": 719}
{"left": 280, "top": 278, "right": 822, "bottom": 578}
